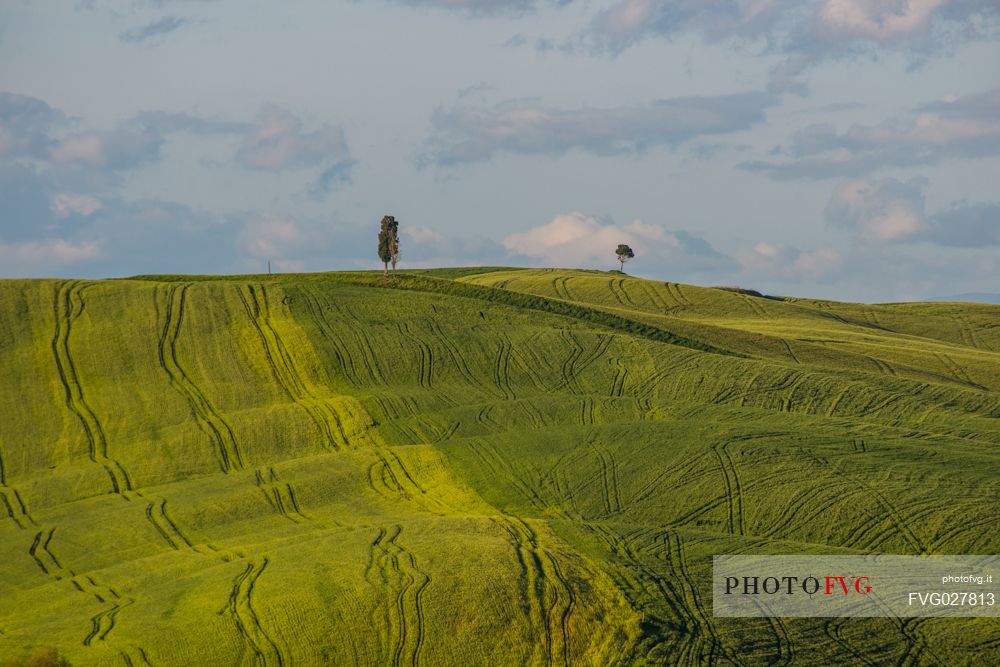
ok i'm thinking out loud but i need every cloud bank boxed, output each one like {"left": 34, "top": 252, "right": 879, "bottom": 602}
{"left": 421, "top": 92, "right": 774, "bottom": 165}
{"left": 742, "top": 87, "right": 1000, "bottom": 179}
{"left": 503, "top": 212, "right": 735, "bottom": 274}
{"left": 581, "top": 0, "right": 1000, "bottom": 58}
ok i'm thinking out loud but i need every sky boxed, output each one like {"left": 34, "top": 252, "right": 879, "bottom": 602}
{"left": 0, "top": 0, "right": 998, "bottom": 302}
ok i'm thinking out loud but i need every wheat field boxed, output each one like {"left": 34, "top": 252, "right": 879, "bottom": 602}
{"left": 1, "top": 268, "right": 998, "bottom": 665}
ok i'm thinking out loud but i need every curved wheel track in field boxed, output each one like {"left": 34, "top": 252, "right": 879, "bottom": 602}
{"left": 367, "top": 448, "right": 453, "bottom": 515}
{"left": 505, "top": 339, "right": 550, "bottom": 394}
{"left": 157, "top": 284, "right": 245, "bottom": 472}
{"left": 607, "top": 279, "right": 627, "bottom": 307}
{"left": 255, "top": 467, "right": 308, "bottom": 523}
{"left": 398, "top": 323, "right": 435, "bottom": 392}
{"left": 609, "top": 359, "right": 628, "bottom": 397}
{"left": 742, "top": 295, "right": 769, "bottom": 319}
{"left": 324, "top": 300, "right": 387, "bottom": 385}
{"left": 365, "top": 526, "right": 431, "bottom": 667}
{"left": 926, "top": 513, "right": 997, "bottom": 553}
{"left": 552, "top": 331, "right": 614, "bottom": 394}
{"left": 426, "top": 320, "right": 482, "bottom": 391}
{"left": 0, "top": 448, "right": 35, "bottom": 529}
{"left": 555, "top": 331, "right": 585, "bottom": 394}
{"left": 823, "top": 618, "right": 882, "bottom": 667}
{"left": 29, "top": 527, "right": 133, "bottom": 646}
{"left": 586, "top": 524, "right": 742, "bottom": 666}
{"left": 298, "top": 289, "right": 360, "bottom": 385}
{"left": 711, "top": 441, "right": 744, "bottom": 535}
{"left": 475, "top": 404, "right": 504, "bottom": 433}
{"left": 551, "top": 276, "right": 574, "bottom": 302}
{"left": 499, "top": 516, "right": 576, "bottom": 667}
{"left": 665, "top": 283, "right": 692, "bottom": 307}
{"left": 238, "top": 284, "right": 348, "bottom": 451}
{"left": 639, "top": 283, "right": 669, "bottom": 312}
{"left": 933, "top": 352, "right": 985, "bottom": 390}
{"left": 824, "top": 462, "right": 930, "bottom": 553}
{"left": 146, "top": 498, "right": 194, "bottom": 550}
{"left": 661, "top": 532, "right": 744, "bottom": 667}
{"left": 51, "top": 281, "right": 134, "bottom": 497}
{"left": 467, "top": 439, "right": 547, "bottom": 511}
{"left": 493, "top": 336, "right": 516, "bottom": 401}
{"left": 959, "top": 316, "right": 994, "bottom": 352}
{"left": 590, "top": 443, "right": 622, "bottom": 517}
{"left": 616, "top": 279, "right": 641, "bottom": 309}
{"left": 222, "top": 559, "right": 286, "bottom": 667}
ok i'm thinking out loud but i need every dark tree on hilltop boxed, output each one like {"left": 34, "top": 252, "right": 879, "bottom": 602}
{"left": 378, "top": 215, "right": 400, "bottom": 276}
{"left": 616, "top": 244, "right": 635, "bottom": 272}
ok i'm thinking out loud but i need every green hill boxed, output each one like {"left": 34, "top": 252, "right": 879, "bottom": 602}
{"left": 1, "top": 268, "right": 998, "bottom": 666}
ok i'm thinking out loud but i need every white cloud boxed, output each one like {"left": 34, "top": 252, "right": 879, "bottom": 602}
{"left": 591, "top": 0, "right": 655, "bottom": 48}
{"left": 736, "top": 241, "right": 843, "bottom": 279}
{"left": 235, "top": 106, "right": 351, "bottom": 171}
{"left": 742, "top": 88, "right": 1000, "bottom": 180}
{"left": 404, "top": 225, "right": 446, "bottom": 244}
{"left": 580, "top": 0, "right": 999, "bottom": 59}
{"left": 826, "top": 177, "right": 927, "bottom": 243}
{"left": 51, "top": 193, "right": 102, "bottom": 218}
{"left": 816, "top": 0, "right": 947, "bottom": 42}
{"left": 238, "top": 212, "right": 306, "bottom": 258}
{"left": 421, "top": 92, "right": 773, "bottom": 165}
{"left": 502, "top": 212, "right": 733, "bottom": 274}
{"left": 0, "top": 239, "right": 101, "bottom": 268}
{"left": 503, "top": 212, "right": 657, "bottom": 266}
{"left": 792, "top": 247, "right": 843, "bottom": 277}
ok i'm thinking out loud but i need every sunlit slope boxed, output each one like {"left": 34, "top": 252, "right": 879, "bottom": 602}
{"left": 1, "top": 271, "right": 998, "bottom": 666}
{"left": 461, "top": 268, "right": 1000, "bottom": 393}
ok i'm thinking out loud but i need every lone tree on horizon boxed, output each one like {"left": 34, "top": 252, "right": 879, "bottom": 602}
{"left": 378, "top": 215, "right": 400, "bottom": 276}
{"left": 616, "top": 243, "right": 635, "bottom": 273}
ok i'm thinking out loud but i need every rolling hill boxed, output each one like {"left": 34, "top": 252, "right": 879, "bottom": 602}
{"left": 1, "top": 268, "right": 998, "bottom": 666}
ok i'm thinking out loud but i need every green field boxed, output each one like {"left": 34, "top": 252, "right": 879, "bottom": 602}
{"left": 1, "top": 268, "right": 998, "bottom": 666}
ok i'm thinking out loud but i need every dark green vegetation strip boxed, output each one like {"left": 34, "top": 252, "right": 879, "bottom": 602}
{"left": 128, "top": 271, "right": 738, "bottom": 357}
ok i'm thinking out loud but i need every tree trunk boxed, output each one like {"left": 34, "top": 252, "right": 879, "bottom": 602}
{"left": 383, "top": 262, "right": 388, "bottom": 277}
{"left": 619, "top": 259, "right": 624, "bottom": 272}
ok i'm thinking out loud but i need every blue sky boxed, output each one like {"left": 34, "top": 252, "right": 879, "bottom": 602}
{"left": 0, "top": 0, "right": 997, "bottom": 301}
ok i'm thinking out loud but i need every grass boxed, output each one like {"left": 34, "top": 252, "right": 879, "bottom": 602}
{"left": 1, "top": 267, "right": 998, "bottom": 665}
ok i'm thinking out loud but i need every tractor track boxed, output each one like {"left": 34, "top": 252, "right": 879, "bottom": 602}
{"left": 300, "top": 289, "right": 360, "bottom": 385}
{"left": 427, "top": 319, "right": 482, "bottom": 391}
{"left": 665, "top": 283, "right": 692, "bottom": 307}
{"left": 398, "top": 322, "right": 435, "bottom": 392}
{"left": 711, "top": 441, "right": 744, "bottom": 535}
{"left": 255, "top": 467, "right": 308, "bottom": 523}
{"left": 610, "top": 359, "right": 628, "bottom": 397}
{"left": 823, "top": 617, "right": 882, "bottom": 666}
{"left": 467, "top": 439, "right": 547, "bottom": 511}
{"left": 499, "top": 516, "right": 576, "bottom": 667}
{"left": 52, "top": 281, "right": 134, "bottom": 498}
{"left": 145, "top": 498, "right": 198, "bottom": 550}
{"left": 238, "top": 284, "right": 348, "bottom": 450}
{"left": 493, "top": 337, "right": 516, "bottom": 401}
{"left": 0, "top": 448, "right": 35, "bottom": 529}
{"left": 607, "top": 279, "right": 627, "bottom": 307}
{"left": 157, "top": 284, "right": 245, "bottom": 472}
{"left": 30, "top": 527, "right": 133, "bottom": 646}
{"left": 221, "top": 559, "right": 286, "bottom": 667}
{"left": 365, "top": 526, "right": 431, "bottom": 667}
{"left": 327, "top": 302, "right": 387, "bottom": 385}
